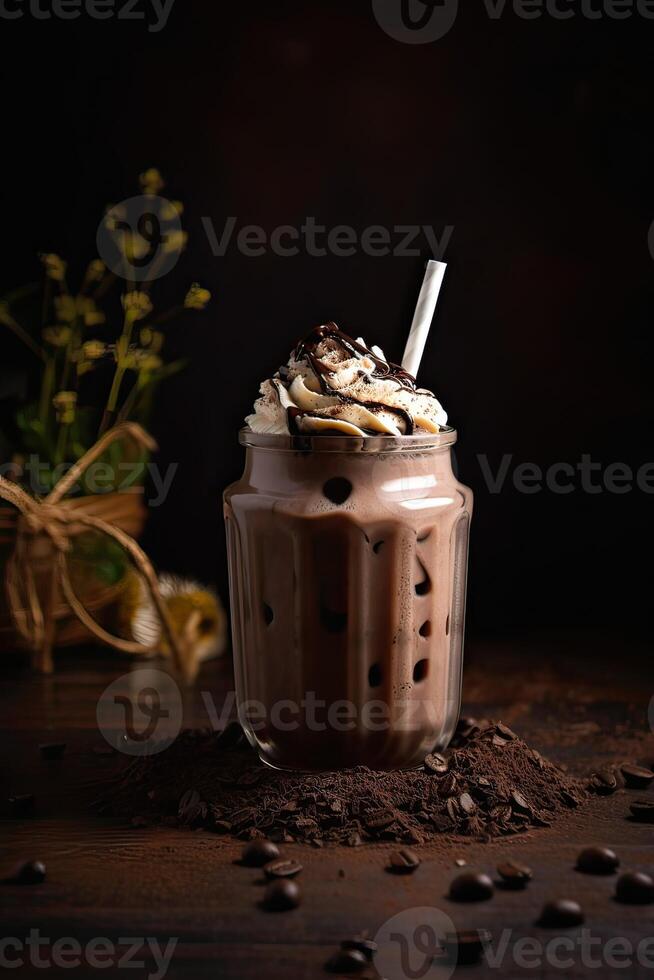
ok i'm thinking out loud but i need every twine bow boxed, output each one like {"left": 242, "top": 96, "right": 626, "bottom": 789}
{"left": 0, "top": 422, "right": 183, "bottom": 675}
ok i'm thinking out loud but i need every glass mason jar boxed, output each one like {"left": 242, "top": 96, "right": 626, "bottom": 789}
{"left": 223, "top": 429, "right": 472, "bottom": 771}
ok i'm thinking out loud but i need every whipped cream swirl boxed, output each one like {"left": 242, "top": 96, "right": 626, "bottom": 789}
{"left": 246, "top": 323, "right": 448, "bottom": 437}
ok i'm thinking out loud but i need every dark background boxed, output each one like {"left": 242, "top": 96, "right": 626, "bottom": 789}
{"left": 1, "top": 0, "right": 652, "bottom": 638}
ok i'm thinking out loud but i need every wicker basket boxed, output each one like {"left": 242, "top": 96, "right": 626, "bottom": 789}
{"left": 0, "top": 490, "right": 147, "bottom": 650}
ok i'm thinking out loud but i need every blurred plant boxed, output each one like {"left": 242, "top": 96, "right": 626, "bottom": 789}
{"left": 0, "top": 170, "right": 211, "bottom": 493}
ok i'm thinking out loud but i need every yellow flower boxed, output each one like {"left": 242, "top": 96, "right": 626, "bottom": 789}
{"left": 139, "top": 168, "right": 165, "bottom": 195}
{"left": 184, "top": 283, "right": 211, "bottom": 310}
{"left": 162, "top": 230, "right": 188, "bottom": 255}
{"left": 52, "top": 391, "right": 77, "bottom": 424}
{"left": 40, "top": 253, "right": 67, "bottom": 282}
{"left": 137, "top": 352, "right": 163, "bottom": 374}
{"left": 54, "top": 294, "right": 77, "bottom": 323}
{"left": 82, "top": 340, "right": 106, "bottom": 360}
{"left": 42, "top": 325, "right": 72, "bottom": 348}
{"left": 77, "top": 340, "right": 106, "bottom": 376}
{"left": 120, "top": 232, "right": 151, "bottom": 263}
{"left": 76, "top": 296, "right": 106, "bottom": 327}
{"left": 84, "top": 259, "right": 106, "bottom": 283}
{"left": 140, "top": 327, "right": 164, "bottom": 353}
{"left": 121, "top": 291, "right": 153, "bottom": 321}
{"left": 161, "top": 200, "right": 184, "bottom": 220}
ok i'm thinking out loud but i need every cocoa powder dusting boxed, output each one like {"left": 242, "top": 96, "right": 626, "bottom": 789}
{"left": 102, "top": 721, "right": 588, "bottom": 845}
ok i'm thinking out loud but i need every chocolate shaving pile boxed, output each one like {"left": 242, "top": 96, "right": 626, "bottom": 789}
{"left": 102, "top": 720, "right": 588, "bottom": 845}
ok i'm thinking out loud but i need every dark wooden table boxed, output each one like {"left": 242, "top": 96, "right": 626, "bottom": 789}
{"left": 1, "top": 630, "right": 653, "bottom": 979}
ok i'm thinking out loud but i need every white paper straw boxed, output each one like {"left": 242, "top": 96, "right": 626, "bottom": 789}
{"left": 401, "top": 260, "right": 447, "bottom": 380}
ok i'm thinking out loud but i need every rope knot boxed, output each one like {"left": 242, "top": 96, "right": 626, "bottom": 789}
{"left": 19, "top": 503, "right": 71, "bottom": 552}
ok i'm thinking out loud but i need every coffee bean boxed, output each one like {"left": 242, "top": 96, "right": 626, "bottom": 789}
{"left": 424, "top": 752, "right": 448, "bottom": 775}
{"left": 589, "top": 770, "right": 617, "bottom": 796}
{"left": 7, "top": 794, "right": 35, "bottom": 817}
{"left": 264, "top": 858, "right": 303, "bottom": 879}
{"left": 576, "top": 846, "right": 619, "bottom": 875}
{"left": 263, "top": 878, "right": 301, "bottom": 911}
{"left": 443, "top": 930, "right": 491, "bottom": 966}
{"left": 449, "top": 872, "right": 494, "bottom": 902}
{"left": 340, "top": 938, "right": 377, "bottom": 961}
{"left": 39, "top": 742, "right": 66, "bottom": 760}
{"left": 365, "top": 809, "right": 396, "bottom": 830}
{"left": 460, "top": 793, "right": 476, "bottom": 815}
{"left": 510, "top": 790, "right": 532, "bottom": 813}
{"left": 324, "top": 949, "right": 367, "bottom": 973}
{"left": 241, "top": 839, "right": 280, "bottom": 868}
{"left": 388, "top": 849, "right": 420, "bottom": 875}
{"left": 497, "top": 861, "right": 533, "bottom": 889}
{"left": 3, "top": 860, "right": 46, "bottom": 885}
{"left": 621, "top": 765, "right": 654, "bottom": 790}
{"left": 629, "top": 800, "right": 654, "bottom": 824}
{"left": 538, "top": 899, "right": 584, "bottom": 928}
{"left": 615, "top": 872, "right": 654, "bottom": 905}
{"left": 177, "top": 790, "right": 207, "bottom": 826}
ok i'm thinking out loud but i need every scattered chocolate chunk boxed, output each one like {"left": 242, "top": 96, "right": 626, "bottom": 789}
{"left": 449, "top": 872, "right": 494, "bottom": 902}
{"left": 576, "top": 846, "right": 619, "bottom": 875}
{"left": 495, "top": 723, "right": 517, "bottom": 741}
{"left": 7, "top": 794, "right": 35, "bottom": 817}
{"left": 455, "top": 858, "right": 467, "bottom": 868}
{"left": 443, "top": 930, "right": 491, "bottom": 966}
{"left": 264, "top": 858, "right": 303, "bottom": 879}
{"left": 589, "top": 770, "right": 618, "bottom": 796}
{"left": 241, "top": 839, "right": 280, "bottom": 868}
{"left": 620, "top": 765, "right": 654, "bottom": 790}
{"left": 388, "top": 849, "right": 420, "bottom": 875}
{"left": 324, "top": 949, "right": 367, "bottom": 973}
{"left": 424, "top": 752, "right": 448, "bottom": 775}
{"left": 2, "top": 860, "right": 46, "bottom": 885}
{"left": 263, "top": 878, "right": 301, "bottom": 911}
{"left": 538, "top": 899, "right": 584, "bottom": 928}
{"left": 340, "top": 938, "right": 377, "bottom": 961}
{"left": 497, "top": 861, "right": 533, "bottom": 889}
{"left": 615, "top": 872, "right": 654, "bottom": 905}
{"left": 629, "top": 800, "right": 654, "bottom": 824}
{"left": 39, "top": 742, "right": 67, "bottom": 760}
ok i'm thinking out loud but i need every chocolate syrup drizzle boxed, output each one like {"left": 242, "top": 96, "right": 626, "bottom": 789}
{"left": 283, "top": 323, "right": 420, "bottom": 435}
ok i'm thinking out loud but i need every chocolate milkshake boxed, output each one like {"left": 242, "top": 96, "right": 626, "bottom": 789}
{"left": 224, "top": 324, "right": 472, "bottom": 770}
